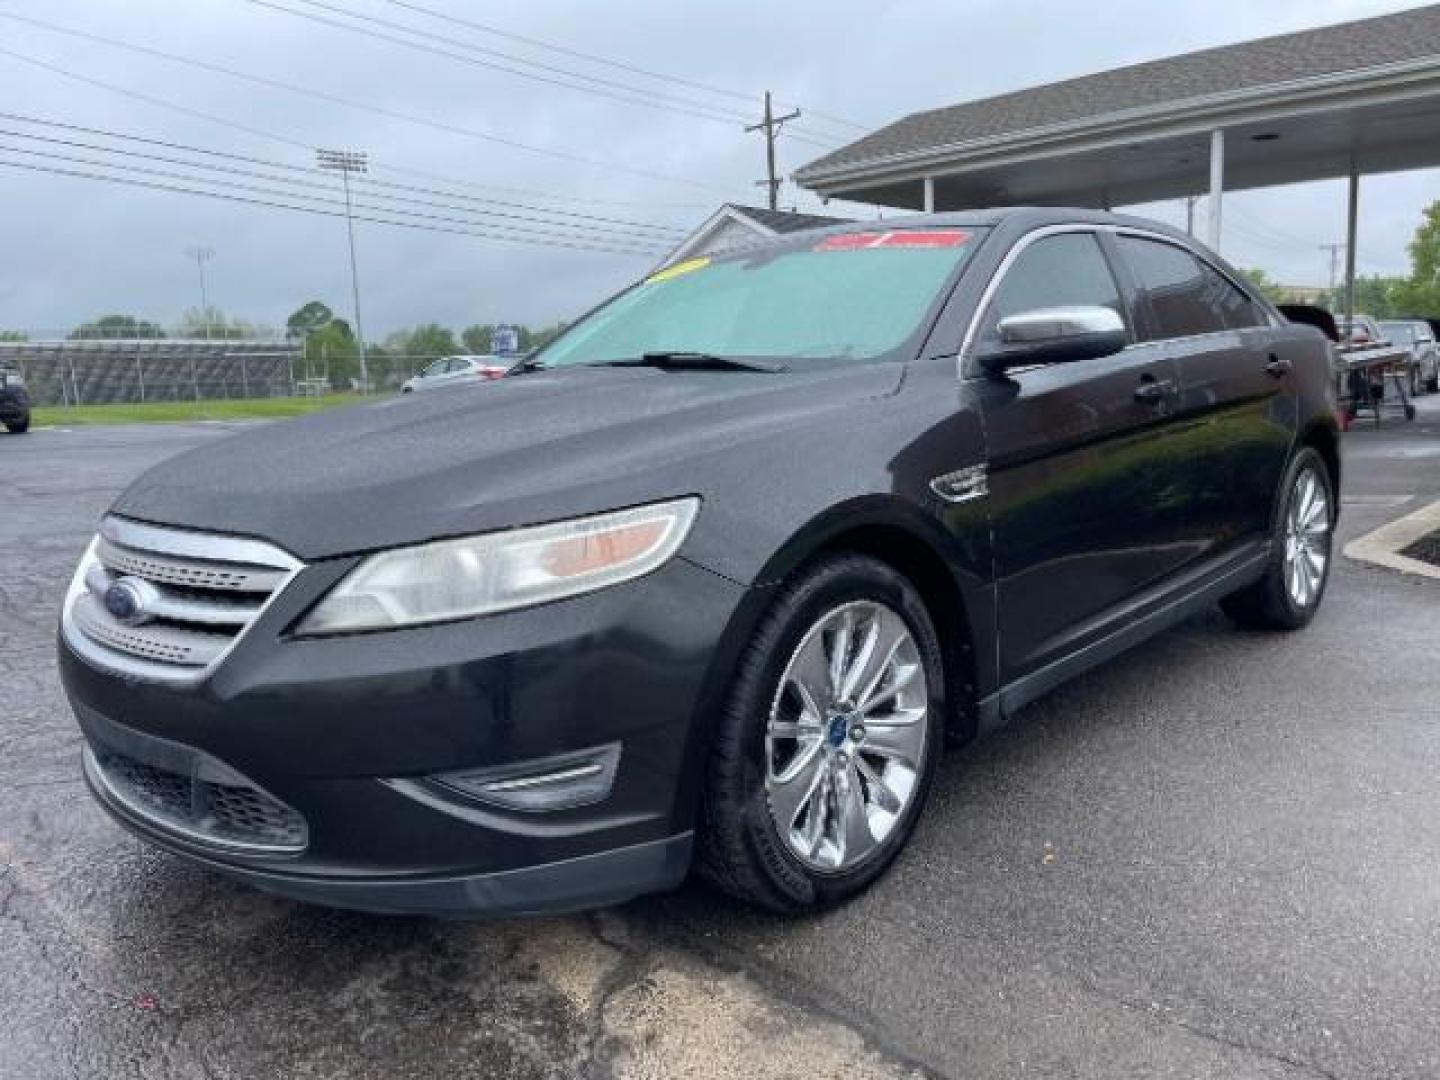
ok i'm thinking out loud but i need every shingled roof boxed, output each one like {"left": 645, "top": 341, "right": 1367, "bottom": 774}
{"left": 796, "top": 4, "right": 1440, "bottom": 183}
{"left": 731, "top": 204, "right": 848, "bottom": 234}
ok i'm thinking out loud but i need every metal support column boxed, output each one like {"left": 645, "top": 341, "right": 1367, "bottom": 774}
{"left": 1207, "top": 129, "right": 1225, "bottom": 251}
{"left": 922, "top": 175, "right": 935, "bottom": 213}
{"left": 1344, "top": 164, "right": 1360, "bottom": 325}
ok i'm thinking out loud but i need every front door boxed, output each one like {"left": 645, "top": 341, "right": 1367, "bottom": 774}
{"left": 1114, "top": 234, "right": 1295, "bottom": 553}
{"left": 970, "top": 229, "right": 1191, "bottom": 682}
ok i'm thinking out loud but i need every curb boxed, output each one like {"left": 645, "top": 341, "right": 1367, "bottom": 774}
{"left": 1343, "top": 497, "right": 1440, "bottom": 580}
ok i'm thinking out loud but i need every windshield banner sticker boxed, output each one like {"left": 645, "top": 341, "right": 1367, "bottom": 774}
{"left": 814, "top": 230, "right": 971, "bottom": 251}
{"left": 645, "top": 257, "right": 711, "bottom": 284}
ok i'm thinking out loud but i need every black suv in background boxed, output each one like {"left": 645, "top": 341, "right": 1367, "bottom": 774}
{"left": 59, "top": 209, "right": 1339, "bottom": 916}
{"left": 0, "top": 365, "right": 30, "bottom": 433}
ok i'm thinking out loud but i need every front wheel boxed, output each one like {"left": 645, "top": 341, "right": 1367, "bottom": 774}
{"left": 697, "top": 554, "right": 944, "bottom": 914}
{"left": 1221, "top": 447, "right": 1334, "bottom": 631}
{"left": 4, "top": 418, "right": 27, "bottom": 434}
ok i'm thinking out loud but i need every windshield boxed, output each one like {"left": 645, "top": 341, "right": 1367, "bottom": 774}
{"left": 535, "top": 228, "right": 981, "bottom": 367}
{"left": 1379, "top": 322, "right": 1416, "bottom": 342}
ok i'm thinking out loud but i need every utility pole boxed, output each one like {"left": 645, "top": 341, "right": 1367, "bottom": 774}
{"left": 1184, "top": 196, "right": 1198, "bottom": 237}
{"left": 317, "top": 148, "right": 370, "bottom": 393}
{"left": 1320, "top": 242, "right": 1347, "bottom": 294}
{"left": 185, "top": 246, "right": 215, "bottom": 337}
{"left": 746, "top": 91, "right": 800, "bottom": 211}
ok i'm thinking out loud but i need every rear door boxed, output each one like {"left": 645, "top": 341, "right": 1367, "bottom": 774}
{"left": 972, "top": 229, "right": 1191, "bottom": 681}
{"left": 1114, "top": 233, "right": 1295, "bottom": 552}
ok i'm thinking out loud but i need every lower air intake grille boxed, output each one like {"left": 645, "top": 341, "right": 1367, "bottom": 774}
{"left": 90, "top": 748, "right": 307, "bottom": 854}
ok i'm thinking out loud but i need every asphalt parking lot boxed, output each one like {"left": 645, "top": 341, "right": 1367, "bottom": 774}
{"left": 3, "top": 404, "right": 1438, "bottom": 1079}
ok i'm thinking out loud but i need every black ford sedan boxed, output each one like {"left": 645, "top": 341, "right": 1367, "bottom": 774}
{"left": 59, "top": 208, "right": 1339, "bottom": 916}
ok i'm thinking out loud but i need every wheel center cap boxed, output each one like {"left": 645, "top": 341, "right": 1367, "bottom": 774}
{"left": 826, "top": 714, "right": 850, "bottom": 749}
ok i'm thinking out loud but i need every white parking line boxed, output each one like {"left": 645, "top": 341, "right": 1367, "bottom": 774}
{"left": 1344, "top": 498, "right": 1440, "bottom": 580}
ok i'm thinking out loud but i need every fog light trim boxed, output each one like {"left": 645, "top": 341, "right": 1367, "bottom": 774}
{"left": 431, "top": 743, "right": 621, "bottom": 812}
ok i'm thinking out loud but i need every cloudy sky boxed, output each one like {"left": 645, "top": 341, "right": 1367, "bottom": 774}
{"left": 1, "top": 0, "right": 1435, "bottom": 339}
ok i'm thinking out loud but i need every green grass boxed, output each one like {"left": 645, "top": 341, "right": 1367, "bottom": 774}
{"left": 32, "top": 394, "right": 363, "bottom": 427}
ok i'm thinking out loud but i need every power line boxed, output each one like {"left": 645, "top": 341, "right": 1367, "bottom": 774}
{"left": 238, "top": 0, "right": 846, "bottom": 151}
{"left": 0, "top": 149, "right": 669, "bottom": 256}
{"left": 0, "top": 11, "right": 733, "bottom": 192}
{"left": 0, "top": 141, "right": 670, "bottom": 254}
{"left": 0, "top": 127, "right": 679, "bottom": 247}
{"left": 0, "top": 114, "right": 691, "bottom": 238}
{"left": 376, "top": 0, "right": 870, "bottom": 135}
{"left": 0, "top": 48, "right": 707, "bottom": 212}
{"left": 245, "top": 0, "right": 757, "bottom": 127}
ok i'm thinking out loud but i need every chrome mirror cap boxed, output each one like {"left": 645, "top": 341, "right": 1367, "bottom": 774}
{"left": 997, "top": 305, "right": 1124, "bottom": 343}
{"left": 980, "top": 305, "right": 1127, "bottom": 372}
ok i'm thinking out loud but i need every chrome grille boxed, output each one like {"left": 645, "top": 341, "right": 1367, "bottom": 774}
{"left": 62, "top": 516, "right": 302, "bottom": 684}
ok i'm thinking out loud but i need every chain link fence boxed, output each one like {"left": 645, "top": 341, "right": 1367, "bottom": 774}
{"left": 0, "top": 338, "right": 445, "bottom": 407}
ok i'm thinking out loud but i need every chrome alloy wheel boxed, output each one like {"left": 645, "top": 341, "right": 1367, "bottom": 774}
{"left": 764, "top": 601, "right": 929, "bottom": 872}
{"left": 1284, "top": 466, "right": 1331, "bottom": 609}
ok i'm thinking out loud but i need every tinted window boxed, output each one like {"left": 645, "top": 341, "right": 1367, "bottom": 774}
{"left": 1119, "top": 236, "right": 1264, "bottom": 338}
{"left": 981, "top": 232, "right": 1123, "bottom": 343}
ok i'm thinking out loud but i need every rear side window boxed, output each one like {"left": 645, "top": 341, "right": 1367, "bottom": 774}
{"left": 1118, "top": 236, "right": 1264, "bottom": 339}
{"left": 981, "top": 232, "right": 1123, "bottom": 344}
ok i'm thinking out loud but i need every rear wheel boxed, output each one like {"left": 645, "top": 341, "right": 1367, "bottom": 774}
{"left": 1221, "top": 447, "right": 1333, "bottom": 631}
{"left": 4, "top": 418, "right": 27, "bottom": 434}
{"left": 698, "top": 554, "right": 943, "bottom": 913}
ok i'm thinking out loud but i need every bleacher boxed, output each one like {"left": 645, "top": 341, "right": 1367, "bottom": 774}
{"left": 0, "top": 339, "right": 302, "bottom": 407}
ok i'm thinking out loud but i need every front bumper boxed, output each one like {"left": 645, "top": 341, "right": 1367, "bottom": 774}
{"left": 61, "top": 554, "right": 746, "bottom": 915}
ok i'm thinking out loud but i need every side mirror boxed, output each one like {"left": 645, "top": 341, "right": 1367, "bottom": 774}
{"left": 977, "top": 305, "right": 1128, "bottom": 373}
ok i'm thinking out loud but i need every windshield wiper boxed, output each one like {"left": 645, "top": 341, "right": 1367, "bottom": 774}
{"left": 599, "top": 352, "right": 787, "bottom": 373}
{"left": 504, "top": 354, "right": 547, "bottom": 375}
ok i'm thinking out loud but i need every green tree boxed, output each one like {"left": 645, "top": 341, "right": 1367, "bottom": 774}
{"left": 302, "top": 320, "right": 359, "bottom": 389}
{"left": 461, "top": 323, "right": 495, "bottom": 354}
{"left": 68, "top": 315, "right": 165, "bottom": 340}
{"left": 1242, "top": 268, "right": 1287, "bottom": 305}
{"left": 176, "top": 307, "right": 259, "bottom": 340}
{"left": 1325, "top": 275, "right": 1407, "bottom": 319}
{"left": 0, "top": 330, "right": 27, "bottom": 342}
{"left": 287, "top": 301, "right": 336, "bottom": 340}
{"left": 528, "top": 321, "right": 568, "bottom": 350}
{"left": 394, "top": 323, "right": 459, "bottom": 361}
{"left": 1392, "top": 201, "right": 1440, "bottom": 317}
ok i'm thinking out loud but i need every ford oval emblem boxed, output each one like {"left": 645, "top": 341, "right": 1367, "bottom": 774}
{"left": 104, "top": 578, "right": 149, "bottom": 626}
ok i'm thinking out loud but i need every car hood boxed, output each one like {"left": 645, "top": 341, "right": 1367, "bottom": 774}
{"left": 112, "top": 363, "right": 903, "bottom": 560}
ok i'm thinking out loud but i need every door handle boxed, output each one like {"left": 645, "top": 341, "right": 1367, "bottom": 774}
{"left": 1265, "top": 354, "right": 1292, "bottom": 378}
{"left": 1134, "top": 377, "right": 1176, "bottom": 403}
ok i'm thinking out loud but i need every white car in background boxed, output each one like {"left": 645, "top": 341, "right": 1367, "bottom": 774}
{"left": 401, "top": 355, "right": 509, "bottom": 394}
{"left": 1377, "top": 320, "right": 1440, "bottom": 395}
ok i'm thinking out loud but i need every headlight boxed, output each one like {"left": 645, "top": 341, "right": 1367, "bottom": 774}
{"left": 297, "top": 497, "right": 699, "bottom": 635}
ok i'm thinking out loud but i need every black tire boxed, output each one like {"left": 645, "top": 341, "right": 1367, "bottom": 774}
{"left": 696, "top": 553, "right": 945, "bottom": 914}
{"left": 1221, "top": 446, "right": 1334, "bottom": 631}
{"left": 1427, "top": 375, "right": 1439, "bottom": 394}
{"left": 4, "top": 418, "right": 27, "bottom": 434}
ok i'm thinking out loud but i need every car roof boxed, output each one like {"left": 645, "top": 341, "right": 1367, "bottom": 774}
{"left": 758, "top": 206, "right": 1198, "bottom": 252}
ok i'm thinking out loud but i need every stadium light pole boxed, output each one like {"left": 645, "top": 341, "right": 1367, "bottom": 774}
{"left": 185, "top": 245, "right": 215, "bottom": 338}
{"left": 316, "top": 148, "right": 369, "bottom": 393}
